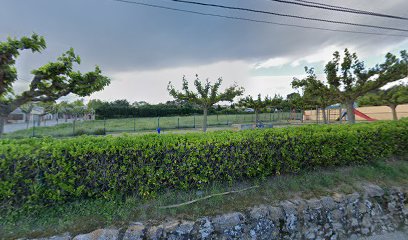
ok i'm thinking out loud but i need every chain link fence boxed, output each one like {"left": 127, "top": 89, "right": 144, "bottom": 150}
{"left": 1, "top": 111, "right": 304, "bottom": 139}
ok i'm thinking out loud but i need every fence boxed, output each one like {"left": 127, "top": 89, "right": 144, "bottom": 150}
{"left": 1, "top": 111, "right": 303, "bottom": 138}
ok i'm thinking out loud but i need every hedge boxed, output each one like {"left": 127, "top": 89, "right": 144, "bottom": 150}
{"left": 1, "top": 120, "right": 408, "bottom": 208}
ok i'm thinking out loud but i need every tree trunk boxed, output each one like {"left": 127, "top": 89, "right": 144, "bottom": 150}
{"left": 389, "top": 105, "right": 398, "bottom": 120}
{"left": 203, "top": 107, "right": 208, "bottom": 132}
{"left": 322, "top": 108, "right": 328, "bottom": 124}
{"left": 346, "top": 101, "right": 355, "bottom": 124}
{"left": 255, "top": 110, "right": 259, "bottom": 123}
{"left": 0, "top": 115, "right": 6, "bottom": 136}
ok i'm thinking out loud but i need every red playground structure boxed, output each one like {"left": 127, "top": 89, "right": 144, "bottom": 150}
{"left": 353, "top": 109, "right": 376, "bottom": 121}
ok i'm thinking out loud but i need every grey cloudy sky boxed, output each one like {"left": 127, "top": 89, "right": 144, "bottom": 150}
{"left": 1, "top": 0, "right": 408, "bottom": 103}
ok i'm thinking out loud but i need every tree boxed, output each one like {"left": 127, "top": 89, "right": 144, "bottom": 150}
{"left": 238, "top": 94, "right": 271, "bottom": 123}
{"left": 0, "top": 34, "right": 110, "bottom": 134}
{"left": 87, "top": 99, "right": 105, "bottom": 110}
{"left": 292, "top": 67, "right": 336, "bottom": 124}
{"left": 358, "top": 84, "right": 408, "bottom": 120}
{"left": 323, "top": 49, "right": 407, "bottom": 123}
{"left": 168, "top": 75, "right": 244, "bottom": 132}
{"left": 70, "top": 99, "right": 86, "bottom": 120}
{"left": 270, "top": 94, "right": 284, "bottom": 111}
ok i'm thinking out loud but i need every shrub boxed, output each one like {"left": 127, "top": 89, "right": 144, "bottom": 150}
{"left": 1, "top": 120, "right": 407, "bottom": 208}
{"left": 93, "top": 128, "right": 106, "bottom": 135}
{"left": 74, "top": 129, "right": 87, "bottom": 136}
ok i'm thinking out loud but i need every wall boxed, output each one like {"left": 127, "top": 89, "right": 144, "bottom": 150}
{"left": 304, "top": 104, "right": 408, "bottom": 122}
{"left": 34, "top": 184, "right": 408, "bottom": 240}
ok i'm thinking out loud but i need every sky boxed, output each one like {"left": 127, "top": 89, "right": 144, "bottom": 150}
{"left": 1, "top": 0, "right": 408, "bottom": 104}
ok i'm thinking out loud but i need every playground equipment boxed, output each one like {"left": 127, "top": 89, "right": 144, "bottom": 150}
{"left": 338, "top": 109, "right": 376, "bottom": 121}
{"left": 353, "top": 109, "right": 376, "bottom": 121}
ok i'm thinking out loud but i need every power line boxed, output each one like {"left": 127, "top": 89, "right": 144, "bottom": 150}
{"left": 267, "top": 0, "right": 408, "bottom": 20}
{"left": 164, "top": 0, "right": 408, "bottom": 32}
{"left": 294, "top": 0, "right": 386, "bottom": 14}
{"left": 110, "top": 0, "right": 408, "bottom": 38}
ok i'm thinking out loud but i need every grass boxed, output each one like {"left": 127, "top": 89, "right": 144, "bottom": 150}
{"left": 1, "top": 158, "right": 407, "bottom": 239}
{"left": 2, "top": 112, "right": 303, "bottom": 138}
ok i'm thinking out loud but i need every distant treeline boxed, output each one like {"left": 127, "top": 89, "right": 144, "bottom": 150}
{"left": 89, "top": 99, "right": 243, "bottom": 119}
{"left": 88, "top": 97, "right": 302, "bottom": 119}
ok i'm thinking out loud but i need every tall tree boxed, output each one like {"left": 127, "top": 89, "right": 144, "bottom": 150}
{"left": 168, "top": 75, "right": 244, "bottom": 132}
{"left": 270, "top": 94, "right": 284, "bottom": 111}
{"left": 324, "top": 49, "right": 407, "bottom": 123}
{"left": 0, "top": 34, "right": 110, "bottom": 134}
{"left": 358, "top": 84, "right": 408, "bottom": 120}
{"left": 292, "top": 67, "right": 336, "bottom": 124}
{"left": 238, "top": 94, "right": 271, "bottom": 123}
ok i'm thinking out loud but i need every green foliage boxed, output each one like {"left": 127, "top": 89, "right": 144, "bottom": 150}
{"left": 293, "top": 49, "right": 408, "bottom": 123}
{"left": 168, "top": 75, "right": 244, "bottom": 131}
{"left": 1, "top": 120, "right": 407, "bottom": 209}
{"left": 0, "top": 33, "right": 46, "bottom": 100}
{"left": 358, "top": 84, "right": 408, "bottom": 107}
{"left": 292, "top": 67, "right": 336, "bottom": 109}
{"left": 167, "top": 75, "right": 244, "bottom": 108}
{"left": 93, "top": 128, "right": 106, "bottom": 135}
{"left": 73, "top": 129, "right": 87, "bottom": 136}
{"left": 91, "top": 99, "right": 204, "bottom": 119}
{"left": 0, "top": 33, "right": 110, "bottom": 133}
{"left": 238, "top": 94, "right": 271, "bottom": 121}
{"left": 239, "top": 94, "right": 271, "bottom": 111}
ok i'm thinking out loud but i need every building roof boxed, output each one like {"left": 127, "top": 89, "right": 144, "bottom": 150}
{"left": 10, "top": 107, "right": 25, "bottom": 115}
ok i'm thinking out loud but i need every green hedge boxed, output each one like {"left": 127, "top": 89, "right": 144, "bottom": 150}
{"left": 1, "top": 120, "right": 408, "bottom": 208}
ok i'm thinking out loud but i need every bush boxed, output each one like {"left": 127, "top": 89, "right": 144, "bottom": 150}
{"left": 93, "top": 128, "right": 106, "bottom": 135}
{"left": 1, "top": 120, "right": 408, "bottom": 208}
{"left": 74, "top": 129, "right": 87, "bottom": 136}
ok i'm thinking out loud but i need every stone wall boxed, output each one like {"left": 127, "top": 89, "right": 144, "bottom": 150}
{"left": 32, "top": 184, "right": 408, "bottom": 240}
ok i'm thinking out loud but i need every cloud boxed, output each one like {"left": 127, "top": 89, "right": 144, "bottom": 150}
{"left": 2, "top": 0, "right": 408, "bottom": 103}
{"left": 88, "top": 60, "right": 251, "bottom": 104}
{"left": 253, "top": 57, "right": 291, "bottom": 69}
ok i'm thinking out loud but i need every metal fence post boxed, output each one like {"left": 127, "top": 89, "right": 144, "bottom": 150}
{"left": 177, "top": 117, "right": 180, "bottom": 129}
{"left": 73, "top": 119, "right": 76, "bottom": 135}
{"left": 104, "top": 118, "right": 106, "bottom": 133}
{"left": 226, "top": 113, "right": 229, "bottom": 125}
{"left": 193, "top": 115, "right": 196, "bottom": 128}
{"left": 157, "top": 117, "right": 160, "bottom": 129}
{"left": 32, "top": 120, "right": 35, "bottom": 137}
{"left": 133, "top": 116, "right": 136, "bottom": 132}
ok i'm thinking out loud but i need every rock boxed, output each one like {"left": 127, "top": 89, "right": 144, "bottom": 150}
{"left": 123, "top": 222, "right": 145, "bottom": 240}
{"left": 346, "top": 193, "right": 360, "bottom": 204}
{"left": 194, "top": 217, "right": 214, "bottom": 239}
{"left": 362, "top": 184, "right": 385, "bottom": 198}
{"left": 23, "top": 185, "right": 408, "bottom": 240}
{"left": 351, "top": 218, "right": 359, "bottom": 228}
{"left": 146, "top": 224, "right": 164, "bottom": 240}
{"left": 73, "top": 229, "right": 119, "bottom": 240}
{"left": 175, "top": 221, "right": 194, "bottom": 236}
{"left": 212, "top": 212, "right": 244, "bottom": 231}
{"left": 249, "top": 205, "right": 271, "bottom": 220}
{"left": 212, "top": 212, "right": 245, "bottom": 238}
{"left": 321, "top": 197, "right": 336, "bottom": 210}
{"left": 306, "top": 198, "right": 322, "bottom": 210}
{"left": 361, "top": 227, "right": 370, "bottom": 235}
